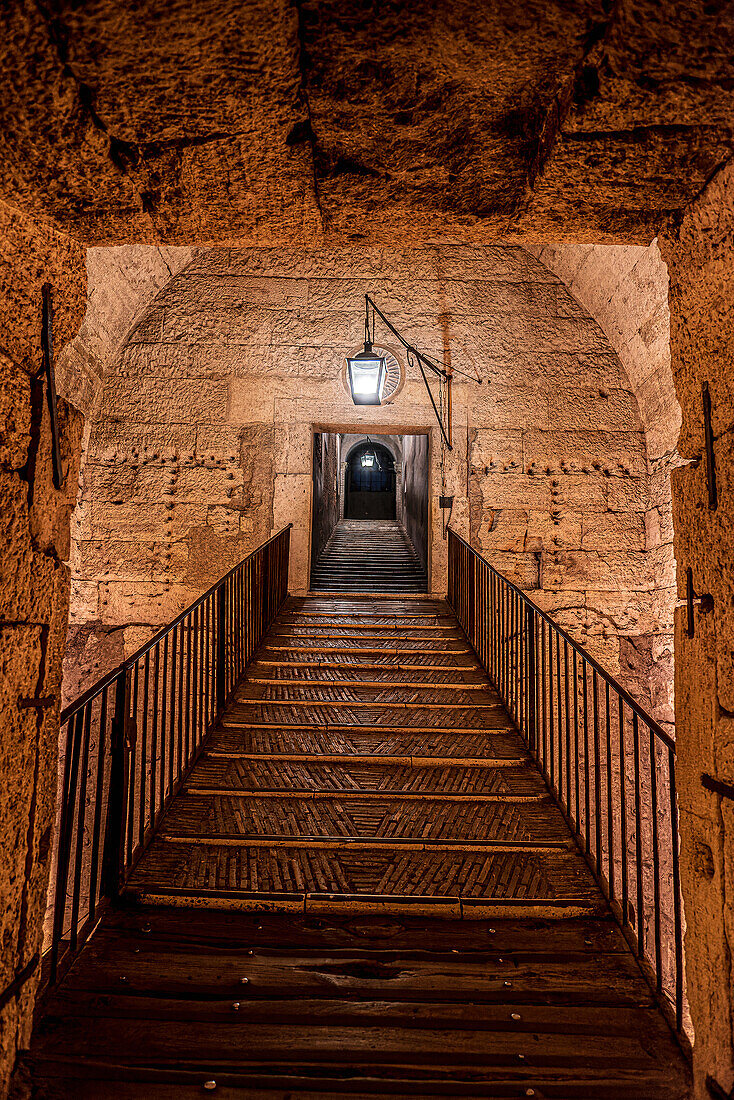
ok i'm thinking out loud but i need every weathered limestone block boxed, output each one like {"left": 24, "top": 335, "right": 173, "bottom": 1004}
{"left": 524, "top": 429, "right": 646, "bottom": 476}
{"left": 89, "top": 421, "right": 197, "bottom": 462}
{"left": 581, "top": 512, "right": 646, "bottom": 551}
{"left": 547, "top": 387, "right": 640, "bottom": 433}
{"left": 103, "top": 378, "right": 229, "bottom": 424}
{"left": 98, "top": 581, "right": 201, "bottom": 626}
{"left": 467, "top": 428, "right": 523, "bottom": 470}
{"left": 89, "top": 501, "right": 209, "bottom": 540}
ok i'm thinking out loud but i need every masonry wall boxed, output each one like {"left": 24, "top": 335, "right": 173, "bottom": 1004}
{"left": 402, "top": 433, "right": 430, "bottom": 571}
{"left": 64, "top": 245, "right": 672, "bottom": 733}
{"left": 310, "top": 431, "right": 340, "bottom": 569}
{"left": 0, "top": 201, "right": 85, "bottom": 1096}
{"left": 531, "top": 241, "right": 678, "bottom": 726}
{"left": 660, "top": 163, "right": 734, "bottom": 1099}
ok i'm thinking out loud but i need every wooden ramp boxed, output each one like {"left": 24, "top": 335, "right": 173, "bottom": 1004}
{"left": 26, "top": 596, "right": 690, "bottom": 1098}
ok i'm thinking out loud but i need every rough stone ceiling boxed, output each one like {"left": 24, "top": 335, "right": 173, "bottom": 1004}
{"left": 2, "top": 0, "right": 733, "bottom": 246}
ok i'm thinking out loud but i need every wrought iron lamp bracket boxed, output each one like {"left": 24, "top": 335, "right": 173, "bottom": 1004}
{"left": 360, "top": 293, "right": 482, "bottom": 451}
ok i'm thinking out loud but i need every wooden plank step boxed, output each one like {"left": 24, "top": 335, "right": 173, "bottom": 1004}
{"left": 206, "top": 727, "right": 525, "bottom": 761}
{"left": 125, "top": 839, "right": 601, "bottom": 910}
{"left": 188, "top": 759, "right": 547, "bottom": 797}
{"left": 85, "top": 907, "right": 632, "bottom": 954}
{"left": 161, "top": 793, "right": 569, "bottom": 843}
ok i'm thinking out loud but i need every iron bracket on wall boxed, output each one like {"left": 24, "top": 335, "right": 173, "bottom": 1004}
{"left": 680, "top": 565, "right": 713, "bottom": 637}
{"left": 707, "top": 1074, "right": 734, "bottom": 1100}
{"left": 701, "top": 773, "right": 734, "bottom": 803}
{"left": 363, "top": 293, "right": 482, "bottom": 452}
{"left": 41, "top": 283, "right": 63, "bottom": 490}
{"left": 702, "top": 380, "right": 717, "bottom": 511}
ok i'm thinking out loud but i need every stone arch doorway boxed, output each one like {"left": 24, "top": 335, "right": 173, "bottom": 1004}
{"left": 344, "top": 440, "right": 396, "bottom": 520}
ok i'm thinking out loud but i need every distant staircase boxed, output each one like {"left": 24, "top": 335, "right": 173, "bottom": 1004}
{"left": 311, "top": 519, "right": 428, "bottom": 593}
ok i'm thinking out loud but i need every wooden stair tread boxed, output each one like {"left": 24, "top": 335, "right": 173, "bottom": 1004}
{"left": 32, "top": 592, "right": 690, "bottom": 1100}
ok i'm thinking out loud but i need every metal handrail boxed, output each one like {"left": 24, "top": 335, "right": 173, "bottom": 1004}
{"left": 448, "top": 529, "right": 673, "bottom": 748}
{"left": 447, "top": 527, "right": 685, "bottom": 1041}
{"left": 45, "top": 525, "right": 292, "bottom": 984}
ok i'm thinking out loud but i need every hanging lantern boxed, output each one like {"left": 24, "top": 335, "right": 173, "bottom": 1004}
{"left": 346, "top": 341, "right": 386, "bottom": 405}
{"left": 346, "top": 295, "right": 387, "bottom": 405}
{"left": 361, "top": 447, "right": 376, "bottom": 468}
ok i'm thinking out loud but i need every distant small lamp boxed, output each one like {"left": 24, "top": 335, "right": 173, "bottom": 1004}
{"left": 361, "top": 438, "right": 377, "bottom": 468}
{"left": 346, "top": 297, "right": 386, "bottom": 405}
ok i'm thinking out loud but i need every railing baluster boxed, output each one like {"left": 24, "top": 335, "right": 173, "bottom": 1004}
{"left": 151, "top": 642, "right": 161, "bottom": 826}
{"left": 50, "top": 712, "right": 81, "bottom": 979}
{"left": 160, "top": 632, "right": 169, "bottom": 811}
{"left": 582, "top": 660, "right": 590, "bottom": 854}
{"left": 88, "top": 686, "right": 108, "bottom": 925}
{"left": 126, "top": 662, "right": 139, "bottom": 864}
{"left": 564, "top": 640, "right": 571, "bottom": 815}
{"left": 669, "top": 748, "right": 683, "bottom": 1031}
{"left": 548, "top": 627, "right": 555, "bottom": 794}
{"left": 70, "top": 704, "right": 92, "bottom": 951}
{"left": 620, "top": 699, "right": 629, "bottom": 926}
{"left": 649, "top": 725, "right": 662, "bottom": 991}
{"left": 605, "top": 680, "right": 613, "bottom": 894}
{"left": 139, "top": 651, "right": 150, "bottom": 849}
{"left": 573, "top": 648, "right": 580, "bottom": 830}
{"left": 633, "top": 710, "right": 644, "bottom": 956}
{"left": 44, "top": 526, "right": 292, "bottom": 988}
{"left": 593, "top": 668, "right": 602, "bottom": 872}
{"left": 444, "top": 528, "right": 682, "bottom": 1038}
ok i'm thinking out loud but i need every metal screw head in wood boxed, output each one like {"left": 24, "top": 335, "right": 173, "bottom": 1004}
{"left": 203, "top": 1082, "right": 217, "bottom": 1091}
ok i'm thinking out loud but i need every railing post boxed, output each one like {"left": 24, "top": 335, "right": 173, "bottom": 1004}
{"left": 526, "top": 602, "right": 536, "bottom": 750}
{"left": 101, "top": 667, "right": 130, "bottom": 901}
{"left": 216, "top": 582, "right": 227, "bottom": 713}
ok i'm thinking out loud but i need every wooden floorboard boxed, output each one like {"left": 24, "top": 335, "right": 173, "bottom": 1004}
{"left": 27, "top": 593, "right": 690, "bottom": 1098}
{"left": 27, "top": 909, "right": 690, "bottom": 1098}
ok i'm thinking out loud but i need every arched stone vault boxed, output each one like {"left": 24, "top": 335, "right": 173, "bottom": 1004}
{"left": 2, "top": 5, "right": 734, "bottom": 1091}
{"left": 64, "top": 243, "right": 676, "bottom": 734}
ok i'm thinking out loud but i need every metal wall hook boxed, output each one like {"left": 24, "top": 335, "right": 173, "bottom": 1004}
{"left": 675, "top": 566, "right": 714, "bottom": 637}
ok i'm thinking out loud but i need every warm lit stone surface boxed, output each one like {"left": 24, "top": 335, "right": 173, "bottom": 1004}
{"left": 1, "top": 7, "right": 733, "bottom": 1091}
{"left": 63, "top": 244, "right": 674, "bottom": 732}
{"left": 1, "top": 2, "right": 733, "bottom": 244}
{"left": 0, "top": 200, "right": 85, "bottom": 1097}
{"left": 530, "top": 239, "right": 679, "bottom": 732}
{"left": 660, "top": 161, "right": 734, "bottom": 1098}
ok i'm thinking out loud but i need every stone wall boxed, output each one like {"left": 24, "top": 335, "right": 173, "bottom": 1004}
{"left": 402, "top": 433, "right": 430, "bottom": 571}
{"left": 310, "top": 431, "right": 340, "bottom": 567}
{"left": 529, "top": 240, "right": 679, "bottom": 727}
{"left": 660, "top": 161, "right": 734, "bottom": 1099}
{"left": 0, "top": 200, "right": 85, "bottom": 1096}
{"left": 65, "top": 244, "right": 672, "bottom": 730}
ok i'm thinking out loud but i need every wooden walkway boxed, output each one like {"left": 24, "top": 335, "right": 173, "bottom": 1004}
{"left": 26, "top": 596, "right": 690, "bottom": 1098}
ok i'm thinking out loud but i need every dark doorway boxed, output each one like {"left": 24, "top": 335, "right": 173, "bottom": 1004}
{"left": 345, "top": 441, "right": 396, "bottom": 520}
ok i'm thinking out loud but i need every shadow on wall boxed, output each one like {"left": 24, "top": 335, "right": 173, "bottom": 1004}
{"left": 402, "top": 434, "right": 430, "bottom": 572}
{"left": 310, "top": 431, "right": 340, "bottom": 567}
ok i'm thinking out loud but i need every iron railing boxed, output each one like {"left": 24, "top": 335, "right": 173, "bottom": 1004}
{"left": 447, "top": 528, "right": 685, "bottom": 1037}
{"left": 46, "top": 525, "right": 291, "bottom": 982}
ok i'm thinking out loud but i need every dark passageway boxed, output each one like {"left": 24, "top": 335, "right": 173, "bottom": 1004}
{"left": 310, "top": 433, "right": 430, "bottom": 593}
{"left": 344, "top": 440, "right": 395, "bottom": 520}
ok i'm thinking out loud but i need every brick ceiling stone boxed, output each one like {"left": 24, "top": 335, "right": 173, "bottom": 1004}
{"left": 1, "top": 0, "right": 733, "bottom": 245}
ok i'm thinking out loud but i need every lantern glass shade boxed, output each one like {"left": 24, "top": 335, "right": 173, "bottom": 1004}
{"left": 361, "top": 450, "right": 375, "bottom": 468}
{"left": 346, "top": 344, "right": 387, "bottom": 405}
